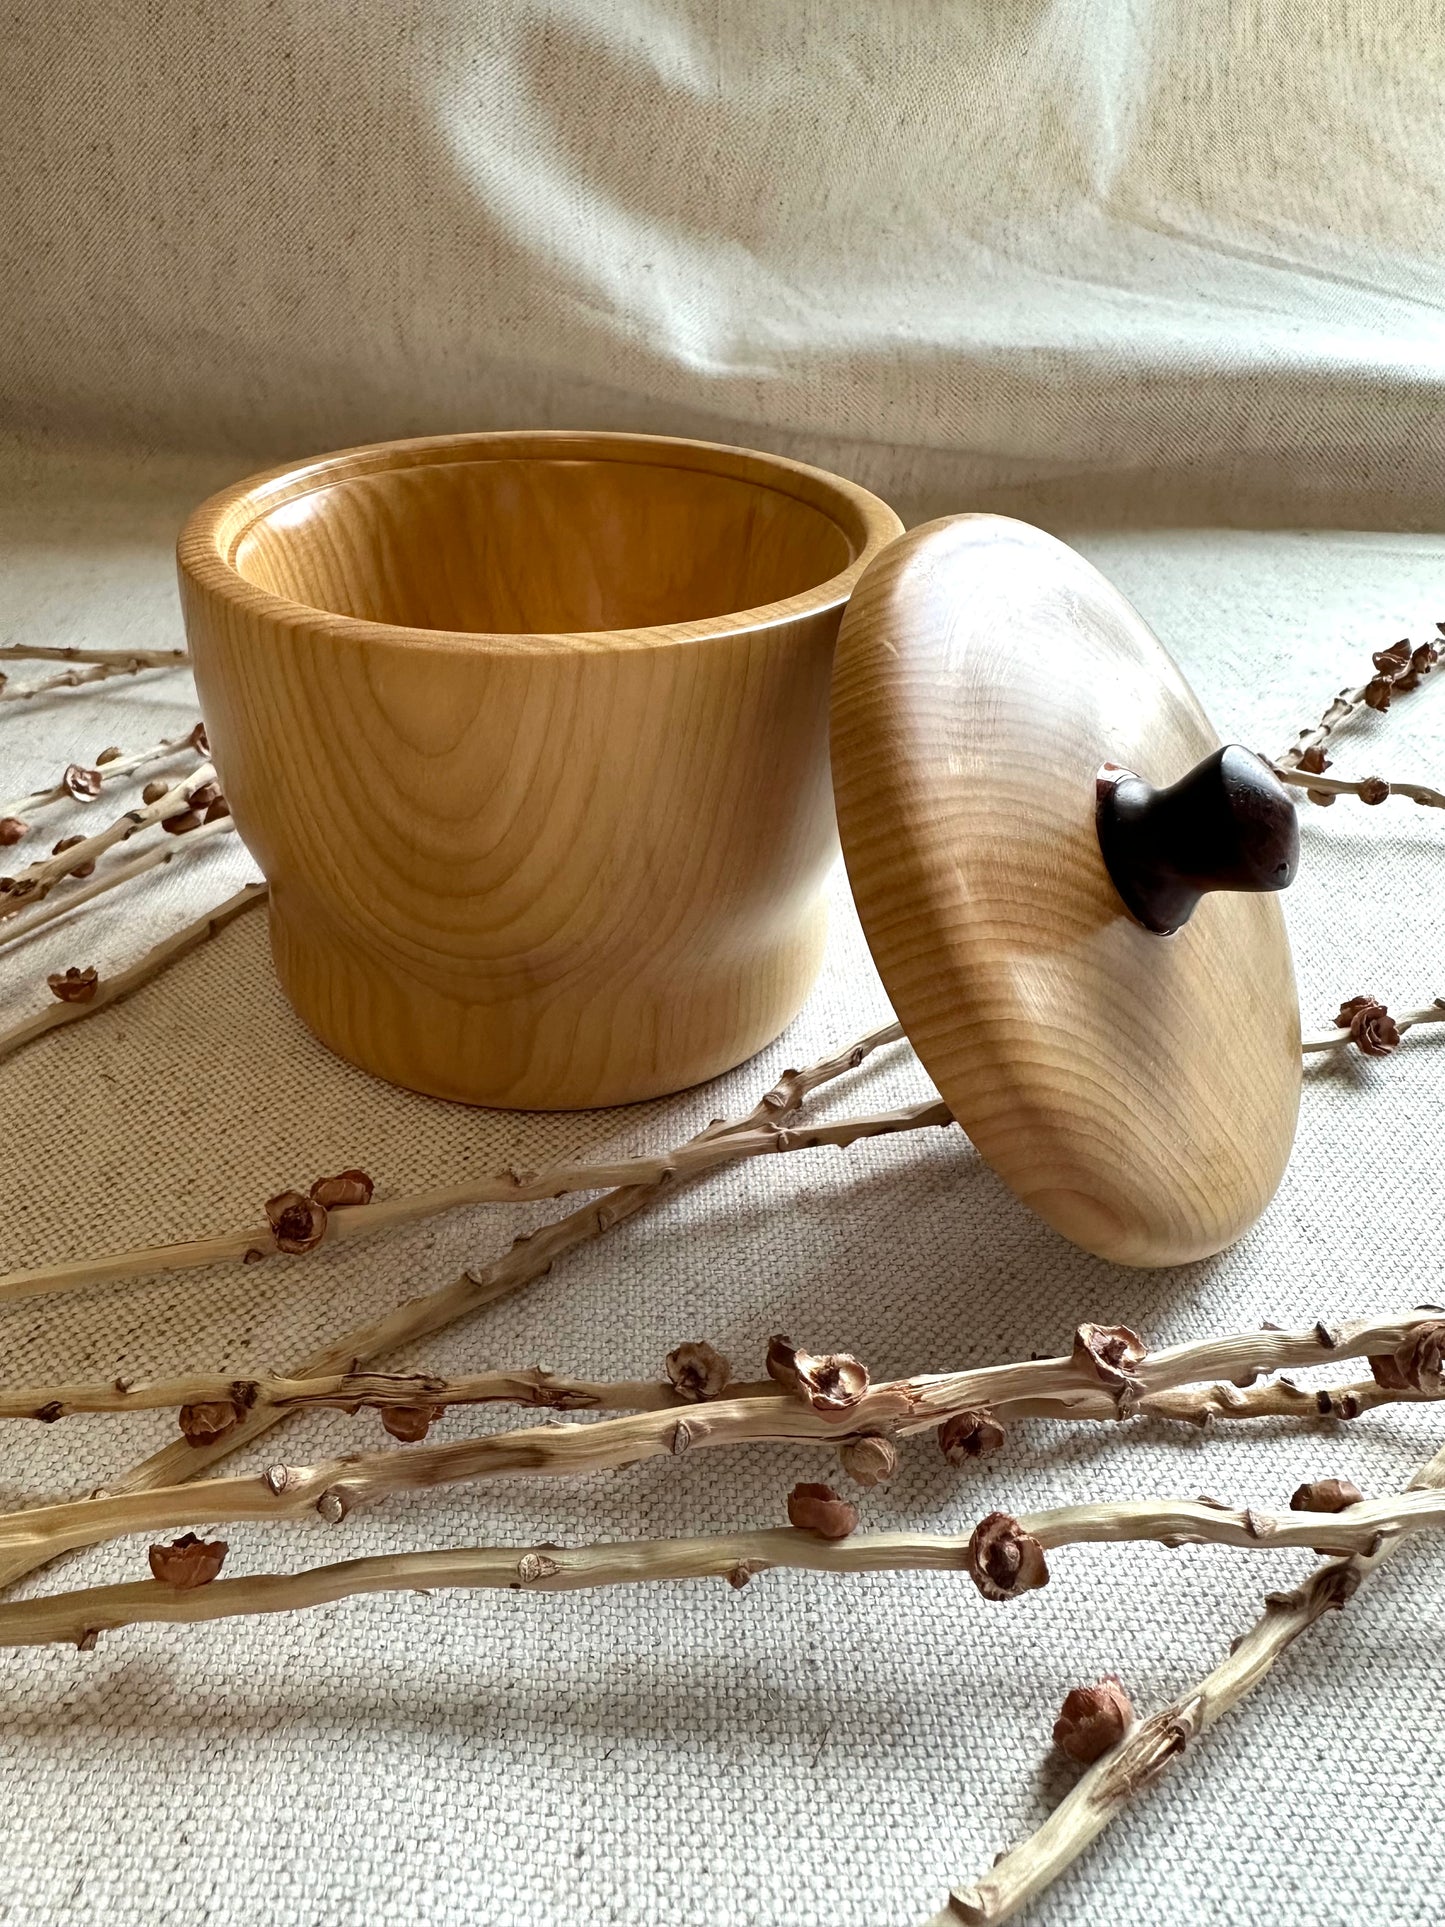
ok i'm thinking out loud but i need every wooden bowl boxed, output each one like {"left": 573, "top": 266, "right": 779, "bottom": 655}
{"left": 177, "top": 431, "right": 902, "bottom": 1108}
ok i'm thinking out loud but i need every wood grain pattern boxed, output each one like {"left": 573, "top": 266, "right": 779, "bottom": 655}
{"left": 178, "top": 431, "right": 902, "bottom": 1108}
{"left": 831, "top": 514, "right": 1301, "bottom": 1267}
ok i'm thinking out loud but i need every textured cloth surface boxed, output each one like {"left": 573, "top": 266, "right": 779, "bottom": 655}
{"left": 1, "top": 448, "right": 1443, "bottom": 1927}
{"left": 4, "top": 4, "right": 1445, "bottom": 1916}
{"left": 5, "top": 1, "right": 1445, "bottom": 528}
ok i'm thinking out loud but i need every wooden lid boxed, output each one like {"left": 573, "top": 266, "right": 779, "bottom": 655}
{"left": 831, "top": 514, "right": 1301, "bottom": 1267}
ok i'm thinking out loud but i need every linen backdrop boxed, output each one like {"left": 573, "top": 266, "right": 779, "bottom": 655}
{"left": 1, "top": 6, "right": 1444, "bottom": 1927}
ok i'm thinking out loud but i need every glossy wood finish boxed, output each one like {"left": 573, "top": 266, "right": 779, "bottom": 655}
{"left": 831, "top": 515, "right": 1301, "bottom": 1267}
{"left": 1096, "top": 744, "right": 1300, "bottom": 935}
{"left": 179, "top": 432, "right": 902, "bottom": 1108}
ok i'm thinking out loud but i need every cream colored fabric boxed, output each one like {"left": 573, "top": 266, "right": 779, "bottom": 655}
{"left": 5, "top": 2, "right": 1444, "bottom": 528}
{"left": 4, "top": 3, "right": 1445, "bottom": 1919}
{"left": 2, "top": 444, "right": 1444, "bottom": 1926}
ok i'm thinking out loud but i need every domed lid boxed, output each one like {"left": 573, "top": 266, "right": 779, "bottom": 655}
{"left": 830, "top": 514, "right": 1301, "bottom": 1267}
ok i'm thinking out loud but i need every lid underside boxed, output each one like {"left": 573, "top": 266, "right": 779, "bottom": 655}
{"left": 831, "top": 514, "right": 1301, "bottom": 1268}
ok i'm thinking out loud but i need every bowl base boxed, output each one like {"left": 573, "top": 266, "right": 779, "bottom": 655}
{"left": 267, "top": 897, "right": 831, "bottom": 1111}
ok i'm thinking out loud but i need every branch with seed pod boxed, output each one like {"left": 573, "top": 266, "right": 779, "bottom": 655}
{"left": 0, "top": 1348, "right": 1429, "bottom": 1439}
{"left": 1278, "top": 629, "right": 1441, "bottom": 769}
{"left": 0, "top": 723, "right": 207, "bottom": 833}
{"left": 1301, "top": 996, "right": 1445, "bottom": 1057}
{"left": 929, "top": 1431, "right": 1445, "bottom": 1925}
{"left": 1272, "top": 628, "right": 1442, "bottom": 809}
{"left": 1270, "top": 763, "right": 1445, "bottom": 813}
{"left": 0, "top": 1096, "right": 951, "bottom": 1309}
{"left": 9, "top": 969, "right": 1445, "bottom": 1307}
{"left": 0, "top": 883, "right": 268, "bottom": 1068}
{"left": 1, "top": 1478, "right": 1443, "bottom": 1652}
{"left": 0, "top": 763, "right": 217, "bottom": 917}
{"left": 0, "top": 812, "right": 238, "bottom": 955}
{"left": 0, "top": 1312, "right": 1438, "bottom": 1567}
{"left": 0, "top": 1018, "right": 908, "bottom": 1594}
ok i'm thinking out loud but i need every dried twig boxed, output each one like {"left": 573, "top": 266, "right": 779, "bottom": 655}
{"left": 1002, "top": 1374, "right": 1434, "bottom": 1428}
{"left": 0, "top": 1098, "right": 952, "bottom": 1308}
{"left": 0, "top": 1365, "right": 769, "bottom": 1425}
{"left": 0, "top": 726, "right": 205, "bottom": 824}
{"left": 0, "top": 1311, "right": 1435, "bottom": 1567}
{"left": 0, "top": 645, "right": 189, "bottom": 667}
{"left": 0, "top": 1359, "right": 1428, "bottom": 1435}
{"left": 0, "top": 764, "right": 216, "bottom": 916}
{"left": 0, "top": 883, "right": 267, "bottom": 1068}
{"left": 0, "top": 658, "right": 188, "bottom": 703}
{"left": 1270, "top": 763, "right": 1445, "bottom": 813}
{"left": 2, "top": 1487, "right": 1444, "bottom": 1653}
{"left": 932, "top": 1435, "right": 1445, "bottom": 1924}
{"left": 0, "top": 1019, "right": 907, "bottom": 1593}
{"left": 0, "top": 815, "right": 237, "bottom": 954}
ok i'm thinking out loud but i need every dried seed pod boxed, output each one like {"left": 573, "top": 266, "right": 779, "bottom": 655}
{"left": 141, "top": 778, "right": 169, "bottom": 804}
{"left": 1369, "top": 1321, "right": 1445, "bottom": 1394}
{"left": 1333, "top": 996, "right": 1400, "bottom": 1058}
{"left": 162, "top": 809, "right": 203, "bottom": 835}
{"left": 664, "top": 1340, "right": 731, "bottom": 1402}
{"left": 1363, "top": 675, "right": 1395, "bottom": 712}
{"left": 1372, "top": 639, "right": 1411, "bottom": 675}
{"left": 966, "top": 1511, "right": 1050, "bottom": 1601}
{"left": 765, "top": 1334, "right": 869, "bottom": 1416}
{"left": 1290, "top": 1477, "right": 1364, "bottom": 1514}
{"left": 265, "top": 1189, "right": 329, "bottom": 1254}
{"left": 47, "top": 965, "right": 99, "bottom": 1003}
{"left": 838, "top": 1433, "right": 898, "bottom": 1487}
{"left": 1395, "top": 640, "right": 1440, "bottom": 691}
{"left": 1294, "top": 744, "right": 1336, "bottom": 807}
{"left": 1356, "top": 776, "right": 1390, "bottom": 806}
{"left": 939, "top": 1408, "right": 1007, "bottom": 1464}
{"left": 95, "top": 745, "right": 123, "bottom": 765}
{"left": 0, "top": 817, "right": 28, "bottom": 846}
{"left": 188, "top": 721, "right": 210, "bottom": 754}
{"left": 380, "top": 1402, "right": 442, "bottom": 1443}
{"left": 1052, "top": 1675, "right": 1134, "bottom": 1763}
{"left": 786, "top": 1481, "right": 859, "bottom": 1540}
{"left": 204, "top": 795, "right": 231, "bottom": 822}
{"left": 51, "top": 834, "right": 96, "bottom": 878}
{"left": 187, "top": 781, "right": 222, "bottom": 813}
{"left": 178, "top": 1399, "right": 241, "bottom": 1446}
{"left": 309, "top": 1169, "right": 375, "bottom": 1210}
{"left": 1072, "top": 1323, "right": 1147, "bottom": 1397}
{"left": 61, "top": 763, "right": 103, "bottom": 802}
{"left": 515, "top": 1552, "right": 561, "bottom": 1585}
{"left": 147, "top": 1532, "right": 228, "bottom": 1589}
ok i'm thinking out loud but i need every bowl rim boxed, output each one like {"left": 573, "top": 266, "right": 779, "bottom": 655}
{"left": 176, "top": 428, "right": 905, "bottom": 655}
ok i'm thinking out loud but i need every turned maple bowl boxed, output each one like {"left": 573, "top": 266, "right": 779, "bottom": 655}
{"left": 177, "top": 430, "right": 902, "bottom": 1108}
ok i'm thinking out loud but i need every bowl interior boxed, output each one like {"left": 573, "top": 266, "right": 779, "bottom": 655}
{"left": 230, "top": 453, "right": 859, "bottom": 635}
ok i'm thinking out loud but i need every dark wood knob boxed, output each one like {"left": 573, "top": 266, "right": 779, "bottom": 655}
{"left": 1096, "top": 745, "right": 1299, "bottom": 934}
